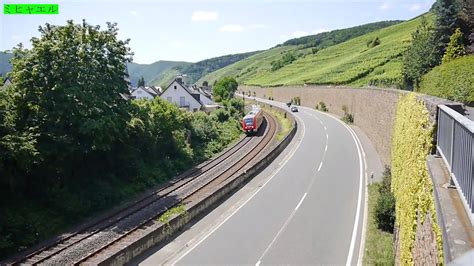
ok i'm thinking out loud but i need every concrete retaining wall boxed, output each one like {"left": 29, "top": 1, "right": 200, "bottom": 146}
{"left": 97, "top": 108, "right": 298, "bottom": 266}
{"left": 240, "top": 85, "right": 463, "bottom": 166}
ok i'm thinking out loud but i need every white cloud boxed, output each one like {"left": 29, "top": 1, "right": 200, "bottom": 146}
{"left": 279, "top": 34, "right": 288, "bottom": 40}
{"left": 409, "top": 4, "right": 422, "bottom": 12}
{"left": 130, "top": 10, "right": 138, "bottom": 16}
{"left": 249, "top": 24, "right": 269, "bottom": 30}
{"left": 191, "top": 11, "right": 219, "bottom": 22}
{"left": 312, "top": 28, "right": 328, "bottom": 35}
{"left": 379, "top": 2, "right": 391, "bottom": 11}
{"left": 219, "top": 24, "right": 244, "bottom": 33}
{"left": 291, "top": 31, "right": 308, "bottom": 38}
{"left": 11, "top": 35, "right": 21, "bottom": 41}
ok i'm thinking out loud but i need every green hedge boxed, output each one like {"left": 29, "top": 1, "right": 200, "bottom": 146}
{"left": 418, "top": 55, "right": 474, "bottom": 105}
{"left": 391, "top": 93, "right": 443, "bottom": 264}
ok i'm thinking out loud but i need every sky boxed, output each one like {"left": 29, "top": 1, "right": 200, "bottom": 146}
{"left": 0, "top": 0, "right": 435, "bottom": 64}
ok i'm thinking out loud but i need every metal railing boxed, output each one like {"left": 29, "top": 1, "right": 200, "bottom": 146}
{"left": 437, "top": 105, "right": 474, "bottom": 225}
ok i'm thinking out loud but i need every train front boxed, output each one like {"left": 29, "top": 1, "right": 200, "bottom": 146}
{"left": 242, "top": 114, "right": 256, "bottom": 133}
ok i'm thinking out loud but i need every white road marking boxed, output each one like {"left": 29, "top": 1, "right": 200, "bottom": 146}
{"left": 255, "top": 260, "right": 261, "bottom": 266}
{"left": 170, "top": 112, "right": 306, "bottom": 265}
{"left": 317, "top": 161, "right": 323, "bottom": 172}
{"left": 300, "top": 106, "right": 365, "bottom": 266}
{"left": 295, "top": 193, "right": 307, "bottom": 211}
{"left": 256, "top": 191, "right": 308, "bottom": 264}
{"left": 325, "top": 145, "right": 328, "bottom": 152}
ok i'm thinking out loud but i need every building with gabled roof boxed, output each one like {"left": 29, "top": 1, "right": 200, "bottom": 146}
{"left": 160, "top": 75, "right": 217, "bottom": 112}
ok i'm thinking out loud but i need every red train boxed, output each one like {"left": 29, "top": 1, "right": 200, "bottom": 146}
{"left": 242, "top": 105, "right": 263, "bottom": 134}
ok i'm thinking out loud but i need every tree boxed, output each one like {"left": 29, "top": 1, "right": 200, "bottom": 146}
{"left": 402, "top": 18, "right": 441, "bottom": 89}
{"left": 442, "top": 28, "right": 466, "bottom": 63}
{"left": 202, "top": 80, "right": 208, "bottom": 87}
{"left": 6, "top": 20, "right": 132, "bottom": 186}
{"left": 212, "top": 77, "right": 238, "bottom": 102}
{"left": 137, "top": 76, "right": 145, "bottom": 87}
{"left": 457, "top": 0, "right": 474, "bottom": 53}
{"left": 433, "top": 0, "right": 460, "bottom": 53}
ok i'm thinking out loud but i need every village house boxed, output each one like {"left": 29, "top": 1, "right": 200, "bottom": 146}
{"left": 160, "top": 75, "right": 218, "bottom": 112}
{"left": 130, "top": 86, "right": 161, "bottom": 100}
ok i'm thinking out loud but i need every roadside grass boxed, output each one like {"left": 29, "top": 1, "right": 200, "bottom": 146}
{"left": 364, "top": 183, "right": 395, "bottom": 265}
{"left": 158, "top": 204, "right": 187, "bottom": 224}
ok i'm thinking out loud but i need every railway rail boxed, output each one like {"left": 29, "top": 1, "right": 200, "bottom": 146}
{"left": 7, "top": 112, "right": 277, "bottom": 266}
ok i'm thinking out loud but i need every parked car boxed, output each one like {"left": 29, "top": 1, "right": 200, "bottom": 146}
{"left": 291, "top": 106, "right": 298, "bottom": 112}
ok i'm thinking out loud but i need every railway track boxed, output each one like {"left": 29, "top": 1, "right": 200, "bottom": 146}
{"left": 9, "top": 113, "right": 277, "bottom": 265}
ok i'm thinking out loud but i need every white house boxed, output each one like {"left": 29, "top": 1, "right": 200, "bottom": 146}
{"left": 160, "top": 76, "right": 217, "bottom": 112}
{"left": 3, "top": 77, "right": 12, "bottom": 87}
{"left": 130, "top": 86, "right": 161, "bottom": 100}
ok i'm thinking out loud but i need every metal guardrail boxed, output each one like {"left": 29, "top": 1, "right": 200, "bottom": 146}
{"left": 437, "top": 105, "right": 474, "bottom": 225}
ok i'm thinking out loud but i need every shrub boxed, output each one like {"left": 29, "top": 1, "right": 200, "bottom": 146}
{"left": 315, "top": 101, "right": 328, "bottom": 112}
{"left": 418, "top": 55, "right": 474, "bottom": 105}
{"left": 442, "top": 28, "right": 466, "bottom": 63}
{"left": 391, "top": 93, "right": 443, "bottom": 264}
{"left": 341, "top": 105, "right": 354, "bottom": 124}
{"left": 367, "top": 37, "right": 381, "bottom": 48}
{"left": 375, "top": 189, "right": 396, "bottom": 232}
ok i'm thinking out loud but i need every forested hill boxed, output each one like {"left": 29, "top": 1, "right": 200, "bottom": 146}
{"left": 281, "top": 20, "right": 403, "bottom": 49}
{"left": 127, "top": 51, "right": 260, "bottom": 87}
{"left": 127, "top": 61, "right": 190, "bottom": 87}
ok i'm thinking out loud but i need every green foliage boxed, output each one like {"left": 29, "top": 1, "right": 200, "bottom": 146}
{"left": 402, "top": 17, "right": 441, "bottom": 88}
{"left": 173, "top": 51, "right": 259, "bottom": 84}
{"left": 270, "top": 52, "right": 296, "bottom": 71}
{"left": 375, "top": 190, "right": 395, "bottom": 232}
{"left": 158, "top": 204, "right": 187, "bottom": 224}
{"left": 212, "top": 77, "right": 238, "bottom": 102}
{"left": 374, "top": 167, "right": 395, "bottom": 232}
{"left": 315, "top": 101, "right": 328, "bottom": 112}
{"left": 391, "top": 93, "right": 443, "bottom": 264}
{"left": 367, "top": 37, "right": 381, "bottom": 48}
{"left": 137, "top": 76, "right": 145, "bottom": 87}
{"left": 0, "top": 21, "right": 243, "bottom": 259}
{"left": 364, "top": 184, "right": 395, "bottom": 265}
{"left": 282, "top": 20, "right": 402, "bottom": 48}
{"left": 341, "top": 105, "right": 354, "bottom": 124}
{"left": 418, "top": 55, "right": 474, "bottom": 105}
{"left": 433, "top": 0, "right": 460, "bottom": 53}
{"left": 442, "top": 28, "right": 466, "bottom": 63}
{"left": 127, "top": 61, "right": 190, "bottom": 88}
{"left": 291, "top": 96, "right": 301, "bottom": 106}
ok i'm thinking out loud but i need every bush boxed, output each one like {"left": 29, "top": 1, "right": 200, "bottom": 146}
{"left": 375, "top": 189, "right": 396, "bottom": 232}
{"left": 341, "top": 105, "right": 354, "bottom": 124}
{"left": 418, "top": 55, "right": 474, "bottom": 105}
{"left": 315, "top": 101, "right": 328, "bottom": 112}
{"left": 367, "top": 37, "right": 381, "bottom": 48}
{"left": 392, "top": 93, "right": 443, "bottom": 264}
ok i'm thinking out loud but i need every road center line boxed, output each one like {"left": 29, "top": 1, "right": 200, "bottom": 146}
{"left": 295, "top": 193, "right": 307, "bottom": 211}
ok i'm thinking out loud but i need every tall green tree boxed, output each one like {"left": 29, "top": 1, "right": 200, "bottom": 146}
{"left": 433, "top": 0, "right": 460, "bottom": 53}
{"left": 442, "top": 28, "right": 466, "bottom": 63}
{"left": 457, "top": 0, "right": 474, "bottom": 53}
{"left": 5, "top": 20, "right": 132, "bottom": 186}
{"left": 137, "top": 76, "right": 145, "bottom": 87}
{"left": 402, "top": 18, "right": 441, "bottom": 89}
{"left": 212, "top": 77, "right": 238, "bottom": 102}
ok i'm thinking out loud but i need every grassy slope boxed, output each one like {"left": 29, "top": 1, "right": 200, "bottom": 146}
{"left": 127, "top": 61, "right": 190, "bottom": 86}
{"left": 201, "top": 15, "right": 430, "bottom": 87}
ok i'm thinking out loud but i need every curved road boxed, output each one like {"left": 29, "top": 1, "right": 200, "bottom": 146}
{"left": 137, "top": 98, "right": 367, "bottom": 265}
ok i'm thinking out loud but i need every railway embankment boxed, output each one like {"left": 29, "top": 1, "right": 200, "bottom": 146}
{"left": 95, "top": 108, "right": 297, "bottom": 265}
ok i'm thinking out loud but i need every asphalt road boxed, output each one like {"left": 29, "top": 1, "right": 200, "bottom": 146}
{"left": 138, "top": 98, "right": 366, "bottom": 265}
